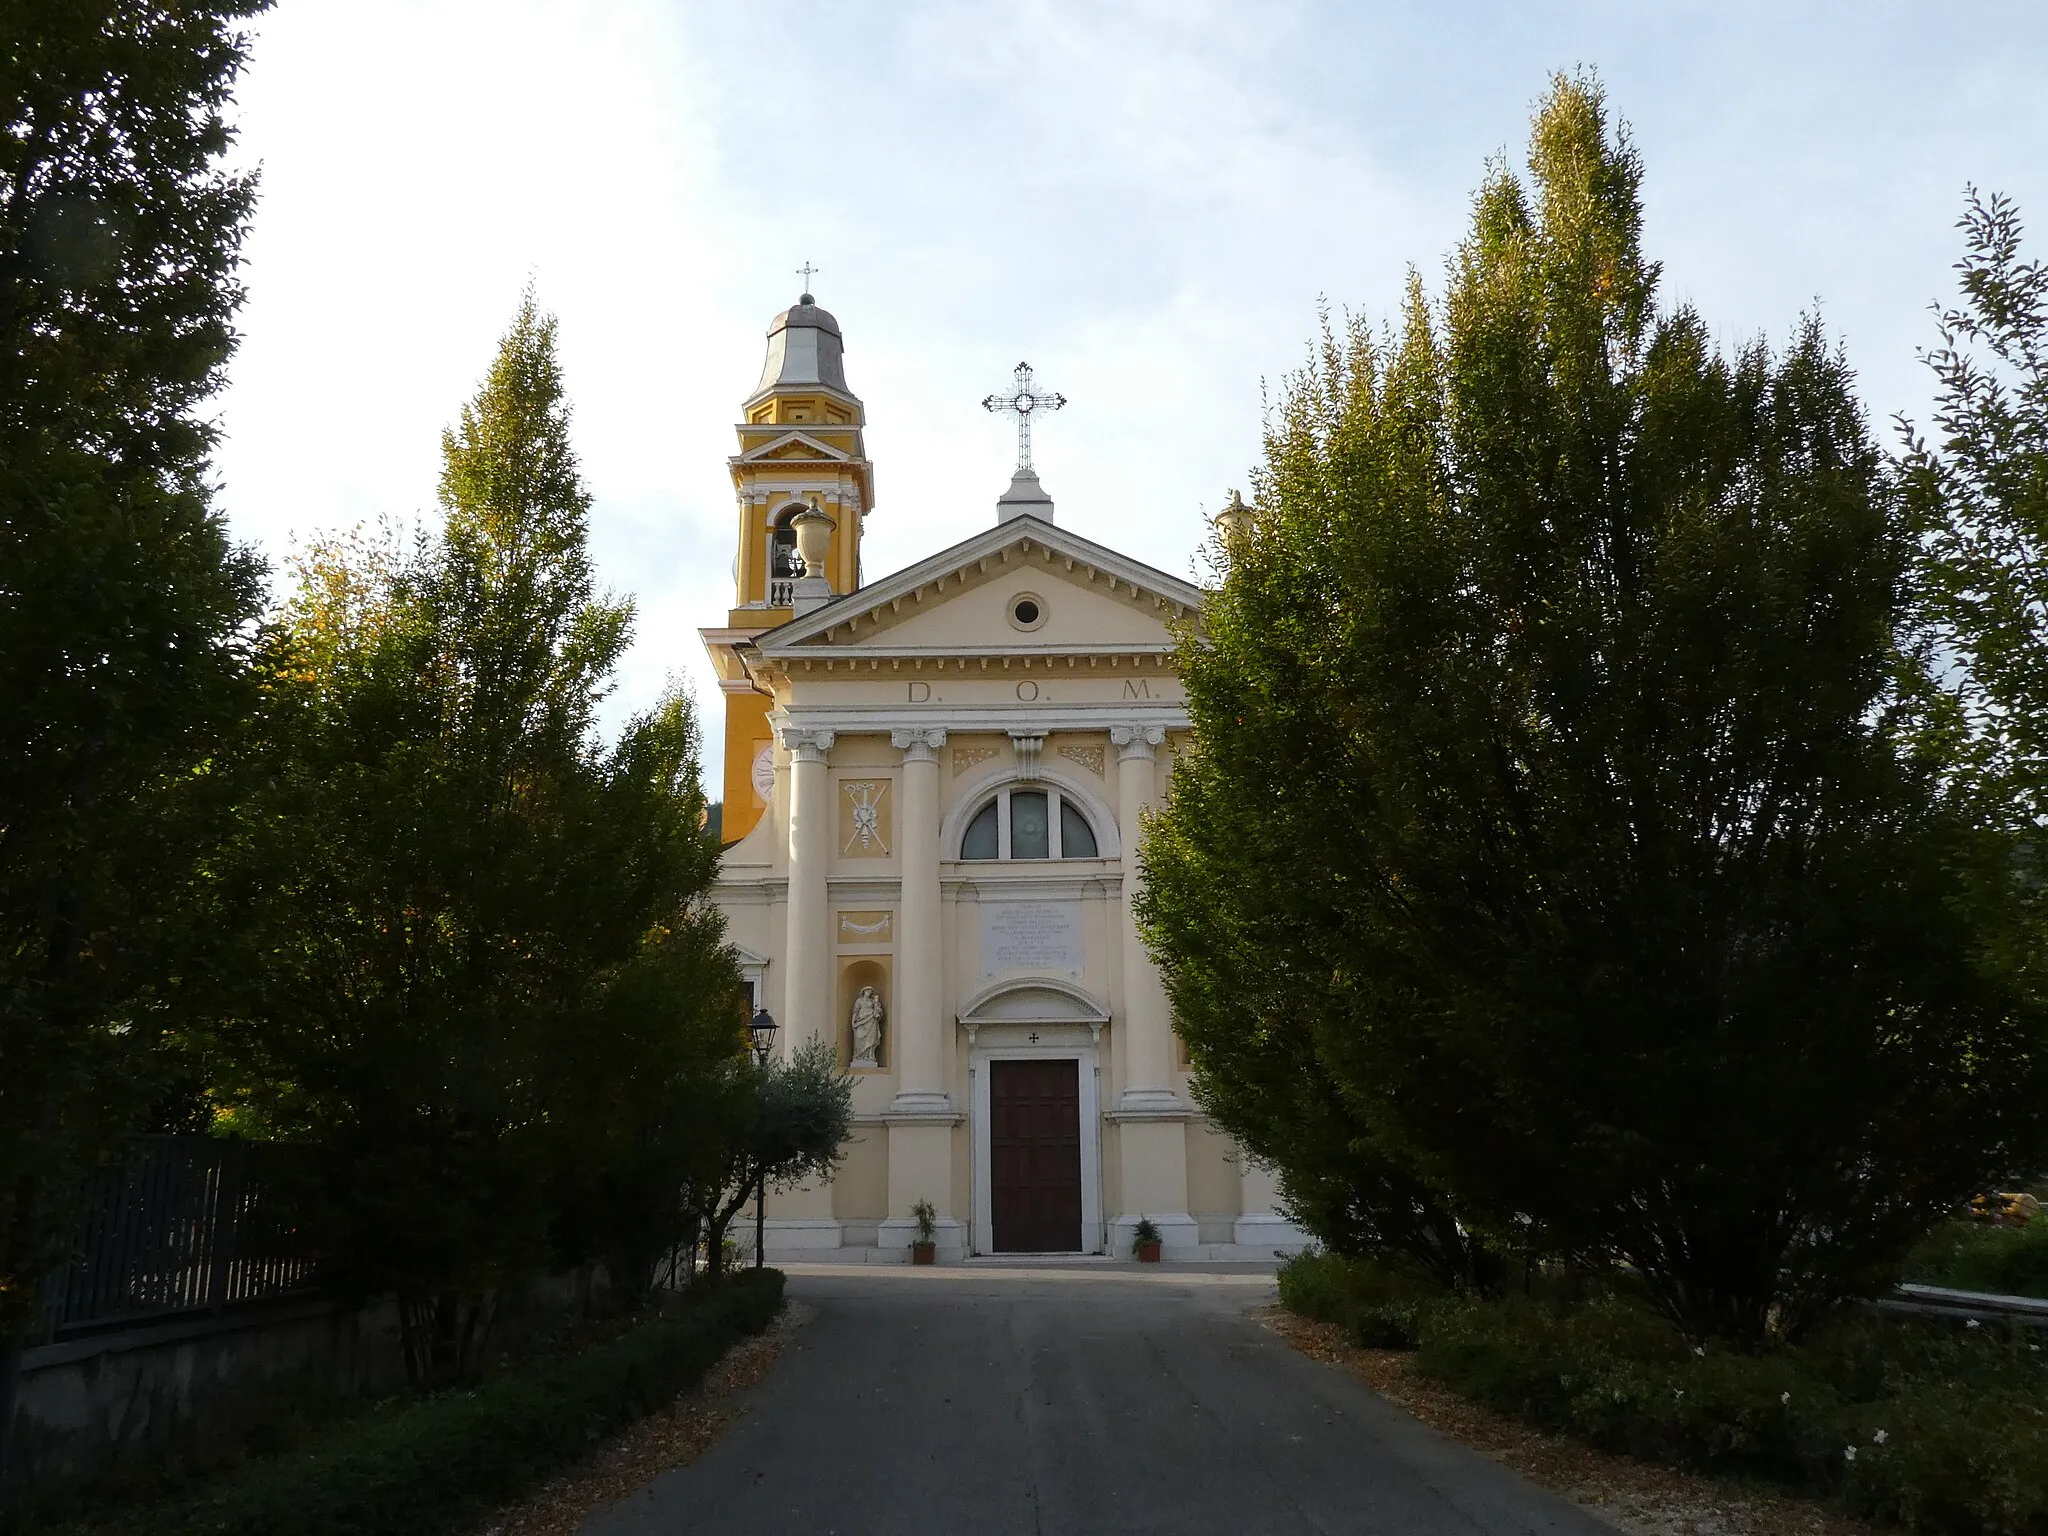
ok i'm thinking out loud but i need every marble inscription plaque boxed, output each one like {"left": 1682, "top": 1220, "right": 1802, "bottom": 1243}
{"left": 979, "top": 901, "right": 1084, "bottom": 979}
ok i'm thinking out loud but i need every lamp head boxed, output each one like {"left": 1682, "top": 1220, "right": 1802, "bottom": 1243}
{"left": 748, "top": 1006, "right": 778, "bottom": 1063}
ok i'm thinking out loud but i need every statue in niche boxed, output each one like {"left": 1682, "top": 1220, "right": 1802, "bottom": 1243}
{"left": 849, "top": 985, "right": 886, "bottom": 1068}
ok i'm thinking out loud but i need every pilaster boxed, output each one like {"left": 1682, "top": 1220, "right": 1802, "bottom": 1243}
{"left": 886, "top": 727, "right": 951, "bottom": 1120}
{"left": 771, "top": 721, "right": 840, "bottom": 1238}
{"left": 1107, "top": 722, "right": 1192, "bottom": 1253}
{"left": 1234, "top": 1155, "right": 1312, "bottom": 1253}
{"left": 882, "top": 726, "right": 960, "bottom": 1258}
{"left": 1109, "top": 724, "right": 1180, "bottom": 1112}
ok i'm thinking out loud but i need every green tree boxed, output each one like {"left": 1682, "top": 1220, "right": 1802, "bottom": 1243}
{"left": 687, "top": 1036, "right": 852, "bottom": 1281}
{"left": 216, "top": 297, "right": 737, "bottom": 1380}
{"left": 0, "top": 0, "right": 267, "bottom": 1483}
{"left": 1140, "top": 76, "right": 2046, "bottom": 1344}
{"left": 1900, "top": 193, "right": 2048, "bottom": 988}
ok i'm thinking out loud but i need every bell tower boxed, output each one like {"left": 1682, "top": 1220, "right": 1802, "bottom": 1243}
{"left": 701, "top": 288, "right": 874, "bottom": 844}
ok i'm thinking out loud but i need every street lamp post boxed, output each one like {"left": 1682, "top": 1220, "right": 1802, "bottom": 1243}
{"left": 747, "top": 1006, "right": 778, "bottom": 1271}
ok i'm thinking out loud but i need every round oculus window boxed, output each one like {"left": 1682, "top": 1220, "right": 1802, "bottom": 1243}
{"left": 1009, "top": 593, "right": 1046, "bottom": 631}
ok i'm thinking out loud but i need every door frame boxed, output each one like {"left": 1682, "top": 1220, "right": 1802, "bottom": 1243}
{"left": 967, "top": 1023, "right": 1103, "bottom": 1256}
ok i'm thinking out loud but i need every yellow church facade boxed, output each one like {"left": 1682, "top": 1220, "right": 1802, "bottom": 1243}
{"left": 701, "top": 293, "right": 1307, "bottom": 1260}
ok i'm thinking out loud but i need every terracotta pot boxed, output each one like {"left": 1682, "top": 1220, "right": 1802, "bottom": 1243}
{"left": 1137, "top": 1240, "right": 1162, "bottom": 1263}
{"left": 911, "top": 1241, "right": 936, "bottom": 1266}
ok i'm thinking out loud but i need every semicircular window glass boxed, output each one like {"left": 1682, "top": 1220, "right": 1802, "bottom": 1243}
{"left": 961, "top": 801, "right": 1000, "bottom": 860}
{"left": 1059, "top": 798, "right": 1098, "bottom": 858}
{"left": 956, "top": 788, "right": 1102, "bottom": 861}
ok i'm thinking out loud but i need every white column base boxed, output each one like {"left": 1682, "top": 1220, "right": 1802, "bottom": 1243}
{"left": 884, "top": 1092, "right": 961, "bottom": 1121}
{"left": 1108, "top": 1211, "right": 1200, "bottom": 1259}
{"left": 762, "top": 1217, "right": 845, "bottom": 1259}
{"left": 877, "top": 1216, "right": 969, "bottom": 1261}
{"left": 1232, "top": 1213, "right": 1314, "bottom": 1253}
{"left": 1111, "top": 1087, "right": 1189, "bottom": 1118}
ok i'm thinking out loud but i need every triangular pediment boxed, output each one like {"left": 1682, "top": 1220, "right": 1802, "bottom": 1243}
{"left": 736, "top": 430, "right": 850, "bottom": 464}
{"left": 755, "top": 515, "right": 1204, "bottom": 657}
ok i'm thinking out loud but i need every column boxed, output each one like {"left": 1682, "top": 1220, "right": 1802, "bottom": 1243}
{"left": 768, "top": 722, "right": 839, "bottom": 1253}
{"left": 882, "top": 727, "right": 962, "bottom": 1258}
{"left": 1111, "top": 725, "right": 1178, "bottom": 1108}
{"left": 1234, "top": 1154, "right": 1312, "bottom": 1254}
{"left": 780, "top": 724, "right": 835, "bottom": 1051}
{"left": 1107, "top": 723, "right": 1195, "bottom": 1255}
{"left": 888, "top": 727, "right": 948, "bottom": 1113}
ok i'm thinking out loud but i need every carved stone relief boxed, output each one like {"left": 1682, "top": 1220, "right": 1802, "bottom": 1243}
{"left": 839, "top": 779, "right": 891, "bottom": 856}
{"left": 837, "top": 909, "right": 894, "bottom": 944}
{"left": 952, "top": 745, "right": 999, "bottom": 777}
{"left": 1057, "top": 743, "right": 1105, "bottom": 776}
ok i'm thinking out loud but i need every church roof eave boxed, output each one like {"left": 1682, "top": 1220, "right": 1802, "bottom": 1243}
{"left": 739, "top": 379, "right": 865, "bottom": 414}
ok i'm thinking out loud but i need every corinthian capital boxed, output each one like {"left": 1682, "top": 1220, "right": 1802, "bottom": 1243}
{"left": 890, "top": 726, "right": 948, "bottom": 764}
{"left": 1109, "top": 724, "right": 1168, "bottom": 761}
{"left": 776, "top": 723, "right": 837, "bottom": 762}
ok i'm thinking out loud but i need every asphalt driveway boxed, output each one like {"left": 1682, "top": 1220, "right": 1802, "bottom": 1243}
{"left": 580, "top": 1263, "right": 1613, "bottom": 1536}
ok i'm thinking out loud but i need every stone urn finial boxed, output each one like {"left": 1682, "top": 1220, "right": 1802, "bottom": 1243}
{"left": 1214, "top": 488, "right": 1253, "bottom": 547}
{"left": 792, "top": 496, "right": 837, "bottom": 582}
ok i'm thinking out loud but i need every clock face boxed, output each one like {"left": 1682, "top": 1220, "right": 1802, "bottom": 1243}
{"left": 751, "top": 744, "right": 776, "bottom": 804}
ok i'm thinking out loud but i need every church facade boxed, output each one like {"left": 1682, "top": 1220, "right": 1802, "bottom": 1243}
{"left": 701, "top": 292, "right": 1306, "bottom": 1261}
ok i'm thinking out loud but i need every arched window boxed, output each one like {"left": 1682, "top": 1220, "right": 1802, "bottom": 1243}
{"left": 958, "top": 787, "right": 1101, "bottom": 860}
{"left": 768, "top": 506, "right": 805, "bottom": 581}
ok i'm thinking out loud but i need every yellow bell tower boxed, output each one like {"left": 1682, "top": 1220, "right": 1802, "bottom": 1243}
{"left": 700, "top": 289, "right": 873, "bottom": 843}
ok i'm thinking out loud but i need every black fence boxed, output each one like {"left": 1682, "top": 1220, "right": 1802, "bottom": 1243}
{"left": 34, "top": 1136, "right": 321, "bottom": 1346}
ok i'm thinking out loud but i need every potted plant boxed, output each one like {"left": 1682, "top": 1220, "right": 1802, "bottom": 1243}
{"left": 1132, "top": 1217, "right": 1163, "bottom": 1263}
{"left": 911, "top": 1199, "right": 938, "bottom": 1265}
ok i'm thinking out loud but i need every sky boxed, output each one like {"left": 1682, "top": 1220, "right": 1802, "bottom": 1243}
{"left": 211, "top": 0, "right": 2048, "bottom": 765}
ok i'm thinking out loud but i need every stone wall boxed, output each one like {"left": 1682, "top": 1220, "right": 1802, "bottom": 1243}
{"left": 11, "top": 1268, "right": 599, "bottom": 1484}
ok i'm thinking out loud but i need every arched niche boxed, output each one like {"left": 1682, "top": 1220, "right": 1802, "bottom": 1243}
{"left": 837, "top": 955, "right": 891, "bottom": 1071}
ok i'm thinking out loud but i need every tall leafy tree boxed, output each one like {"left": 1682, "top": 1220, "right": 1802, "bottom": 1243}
{"left": 0, "top": 0, "right": 267, "bottom": 1474}
{"left": 216, "top": 296, "right": 738, "bottom": 1381}
{"left": 1141, "top": 76, "right": 2046, "bottom": 1343}
{"left": 1901, "top": 193, "right": 2048, "bottom": 982}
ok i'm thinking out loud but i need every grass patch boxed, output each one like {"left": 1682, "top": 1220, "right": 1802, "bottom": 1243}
{"left": 40, "top": 1269, "right": 784, "bottom": 1536}
{"left": 1902, "top": 1219, "right": 2048, "bottom": 1301}
{"left": 1279, "top": 1251, "right": 2048, "bottom": 1535}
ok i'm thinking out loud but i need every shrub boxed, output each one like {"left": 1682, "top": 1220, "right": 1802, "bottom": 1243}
{"left": 1416, "top": 1296, "right": 1840, "bottom": 1484}
{"left": 1371, "top": 1282, "right": 2048, "bottom": 1535}
{"left": 1276, "top": 1250, "right": 1442, "bottom": 1350}
{"left": 1838, "top": 1378, "right": 2048, "bottom": 1534}
{"left": 1902, "top": 1218, "right": 2048, "bottom": 1300}
{"left": 146, "top": 1269, "right": 784, "bottom": 1536}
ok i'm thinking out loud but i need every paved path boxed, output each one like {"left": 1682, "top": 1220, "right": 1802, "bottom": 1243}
{"left": 581, "top": 1263, "right": 1613, "bottom": 1536}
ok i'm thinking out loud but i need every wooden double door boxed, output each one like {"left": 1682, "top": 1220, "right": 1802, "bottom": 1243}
{"left": 988, "top": 1058, "right": 1083, "bottom": 1253}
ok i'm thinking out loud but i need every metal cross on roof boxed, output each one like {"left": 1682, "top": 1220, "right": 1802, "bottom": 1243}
{"left": 982, "top": 361, "right": 1066, "bottom": 472}
{"left": 795, "top": 261, "right": 819, "bottom": 298}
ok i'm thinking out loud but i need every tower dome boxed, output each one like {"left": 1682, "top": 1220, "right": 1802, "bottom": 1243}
{"left": 753, "top": 293, "right": 855, "bottom": 399}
